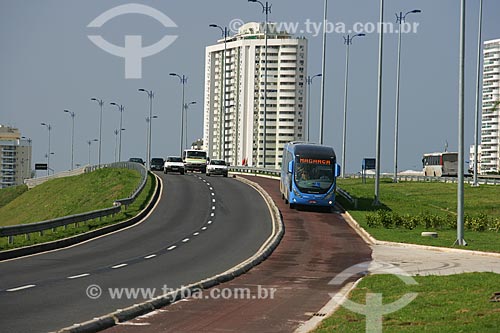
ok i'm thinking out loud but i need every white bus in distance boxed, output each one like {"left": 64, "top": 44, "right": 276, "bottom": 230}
{"left": 422, "top": 152, "right": 458, "bottom": 177}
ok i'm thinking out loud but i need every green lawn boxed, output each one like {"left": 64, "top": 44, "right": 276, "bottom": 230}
{"left": 315, "top": 273, "right": 500, "bottom": 333}
{"left": 0, "top": 169, "right": 156, "bottom": 250}
{"left": 336, "top": 178, "right": 500, "bottom": 252}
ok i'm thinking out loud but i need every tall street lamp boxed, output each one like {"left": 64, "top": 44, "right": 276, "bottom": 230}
{"left": 138, "top": 89, "right": 154, "bottom": 169}
{"left": 393, "top": 9, "right": 421, "bottom": 183}
{"left": 341, "top": 33, "right": 365, "bottom": 178}
{"left": 184, "top": 101, "right": 197, "bottom": 150}
{"left": 306, "top": 73, "right": 322, "bottom": 142}
{"left": 374, "top": 0, "right": 385, "bottom": 206}
{"left": 456, "top": 0, "right": 467, "bottom": 246}
{"left": 40, "top": 122, "right": 52, "bottom": 176}
{"left": 209, "top": 24, "right": 229, "bottom": 160}
{"left": 473, "top": 0, "right": 484, "bottom": 187}
{"left": 87, "top": 139, "right": 98, "bottom": 165}
{"left": 110, "top": 102, "right": 125, "bottom": 162}
{"left": 91, "top": 98, "right": 104, "bottom": 166}
{"left": 319, "top": 0, "right": 328, "bottom": 144}
{"left": 63, "top": 109, "right": 76, "bottom": 170}
{"left": 249, "top": 0, "right": 271, "bottom": 167}
{"left": 169, "top": 73, "right": 187, "bottom": 155}
{"left": 146, "top": 115, "right": 158, "bottom": 160}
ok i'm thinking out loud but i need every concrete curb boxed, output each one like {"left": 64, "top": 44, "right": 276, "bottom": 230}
{"left": 56, "top": 175, "right": 284, "bottom": 333}
{"left": 340, "top": 209, "right": 500, "bottom": 258}
{"left": 0, "top": 173, "right": 161, "bottom": 262}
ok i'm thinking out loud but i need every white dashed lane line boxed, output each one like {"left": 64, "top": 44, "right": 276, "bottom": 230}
{"left": 111, "top": 264, "right": 128, "bottom": 269}
{"left": 67, "top": 273, "right": 90, "bottom": 279}
{"left": 212, "top": 199, "right": 216, "bottom": 203}
{"left": 167, "top": 245, "right": 177, "bottom": 251}
{"left": 193, "top": 232, "right": 200, "bottom": 236}
{"left": 211, "top": 213, "right": 215, "bottom": 217}
{"left": 182, "top": 238, "right": 190, "bottom": 243}
{"left": 208, "top": 221, "right": 213, "bottom": 225}
{"left": 6, "top": 285, "right": 36, "bottom": 292}
{"left": 144, "top": 254, "right": 157, "bottom": 259}
{"left": 201, "top": 226, "right": 207, "bottom": 231}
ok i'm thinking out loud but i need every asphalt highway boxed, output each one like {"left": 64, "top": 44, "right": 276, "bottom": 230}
{"left": 0, "top": 172, "right": 272, "bottom": 333}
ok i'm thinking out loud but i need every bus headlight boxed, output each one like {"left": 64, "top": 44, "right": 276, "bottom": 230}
{"left": 292, "top": 187, "right": 302, "bottom": 198}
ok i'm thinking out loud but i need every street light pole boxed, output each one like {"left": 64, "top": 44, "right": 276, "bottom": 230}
{"left": 209, "top": 24, "right": 229, "bottom": 160}
{"left": 91, "top": 98, "right": 104, "bottom": 166}
{"left": 87, "top": 139, "right": 98, "bottom": 165}
{"left": 374, "top": 0, "right": 384, "bottom": 206}
{"left": 138, "top": 89, "right": 154, "bottom": 169}
{"left": 63, "top": 109, "right": 76, "bottom": 170}
{"left": 306, "top": 74, "right": 322, "bottom": 142}
{"left": 473, "top": 0, "right": 484, "bottom": 187}
{"left": 41, "top": 122, "right": 52, "bottom": 176}
{"left": 184, "top": 101, "right": 197, "bottom": 149}
{"left": 393, "top": 9, "right": 421, "bottom": 183}
{"left": 456, "top": 0, "right": 467, "bottom": 246}
{"left": 342, "top": 34, "right": 365, "bottom": 178}
{"left": 169, "top": 74, "right": 187, "bottom": 156}
{"left": 319, "top": 0, "right": 328, "bottom": 144}
{"left": 249, "top": 0, "right": 271, "bottom": 167}
{"left": 110, "top": 102, "right": 125, "bottom": 162}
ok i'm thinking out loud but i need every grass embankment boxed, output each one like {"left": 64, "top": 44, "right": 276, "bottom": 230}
{"left": 0, "top": 184, "right": 28, "bottom": 208}
{"left": 315, "top": 273, "right": 500, "bottom": 333}
{"left": 336, "top": 178, "right": 500, "bottom": 252}
{"left": 0, "top": 168, "right": 156, "bottom": 250}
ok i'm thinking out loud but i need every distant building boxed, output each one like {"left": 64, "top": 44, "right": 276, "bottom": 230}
{"left": 0, "top": 125, "right": 32, "bottom": 188}
{"left": 203, "top": 22, "right": 307, "bottom": 168}
{"left": 469, "top": 144, "right": 482, "bottom": 174}
{"left": 480, "top": 38, "right": 500, "bottom": 174}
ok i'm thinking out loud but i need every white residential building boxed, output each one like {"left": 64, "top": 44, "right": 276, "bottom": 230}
{"left": 480, "top": 39, "right": 500, "bottom": 174}
{"left": 469, "top": 144, "right": 482, "bottom": 174}
{"left": 0, "top": 125, "right": 32, "bottom": 188}
{"left": 203, "top": 22, "right": 307, "bottom": 168}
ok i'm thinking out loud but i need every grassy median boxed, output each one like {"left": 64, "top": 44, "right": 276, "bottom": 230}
{"left": 0, "top": 168, "right": 156, "bottom": 250}
{"left": 336, "top": 178, "right": 500, "bottom": 253}
{"left": 315, "top": 272, "right": 500, "bottom": 333}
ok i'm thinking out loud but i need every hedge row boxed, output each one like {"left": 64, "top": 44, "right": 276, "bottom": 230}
{"left": 365, "top": 210, "right": 500, "bottom": 232}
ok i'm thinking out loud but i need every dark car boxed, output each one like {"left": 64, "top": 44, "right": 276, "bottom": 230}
{"left": 150, "top": 158, "right": 165, "bottom": 171}
{"left": 128, "top": 157, "right": 145, "bottom": 165}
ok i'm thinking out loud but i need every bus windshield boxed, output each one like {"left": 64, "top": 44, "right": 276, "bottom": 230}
{"left": 294, "top": 159, "right": 334, "bottom": 194}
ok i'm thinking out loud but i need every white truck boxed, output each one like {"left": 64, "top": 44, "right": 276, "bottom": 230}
{"left": 183, "top": 149, "right": 208, "bottom": 173}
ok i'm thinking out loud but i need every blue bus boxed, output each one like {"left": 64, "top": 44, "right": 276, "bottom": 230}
{"left": 280, "top": 142, "right": 341, "bottom": 209}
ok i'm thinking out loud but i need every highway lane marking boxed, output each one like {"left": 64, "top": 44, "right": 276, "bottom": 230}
{"left": 207, "top": 183, "right": 211, "bottom": 186}
{"left": 6, "top": 284, "right": 36, "bottom": 292}
{"left": 193, "top": 232, "right": 200, "bottom": 236}
{"left": 208, "top": 221, "right": 213, "bottom": 225}
{"left": 201, "top": 227, "right": 207, "bottom": 230}
{"left": 111, "top": 263, "right": 128, "bottom": 269}
{"left": 167, "top": 245, "right": 177, "bottom": 251}
{"left": 210, "top": 212, "right": 215, "bottom": 217}
{"left": 212, "top": 206, "right": 216, "bottom": 210}
{"left": 144, "top": 254, "right": 157, "bottom": 259}
{"left": 182, "top": 238, "right": 190, "bottom": 243}
{"left": 211, "top": 192, "right": 215, "bottom": 196}
{"left": 212, "top": 199, "right": 216, "bottom": 203}
{"left": 210, "top": 187, "right": 213, "bottom": 190}
{"left": 67, "top": 273, "right": 90, "bottom": 279}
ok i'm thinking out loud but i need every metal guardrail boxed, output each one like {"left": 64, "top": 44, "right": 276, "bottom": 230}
{"left": 1, "top": 162, "right": 148, "bottom": 243}
{"left": 345, "top": 173, "right": 500, "bottom": 185}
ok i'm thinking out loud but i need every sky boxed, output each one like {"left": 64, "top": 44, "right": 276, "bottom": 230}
{"left": 0, "top": 0, "right": 499, "bottom": 175}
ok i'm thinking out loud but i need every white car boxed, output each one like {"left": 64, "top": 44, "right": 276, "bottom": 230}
{"left": 164, "top": 156, "right": 185, "bottom": 175}
{"left": 206, "top": 160, "right": 228, "bottom": 177}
